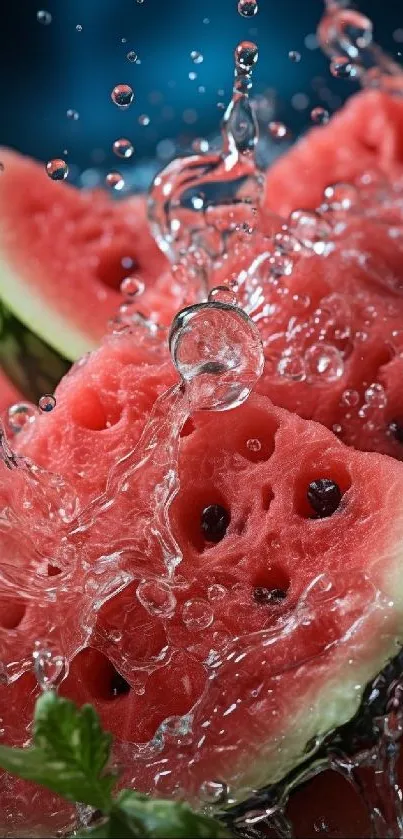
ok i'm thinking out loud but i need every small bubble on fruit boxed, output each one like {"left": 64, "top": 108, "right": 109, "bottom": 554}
{"left": 32, "top": 648, "right": 66, "bottom": 691}
{"left": 330, "top": 57, "right": 359, "bottom": 79}
{"left": 105, "top": 171, "right": 125, "bottom": 191}
{"left": 126, "top": 50, "right": 137, "bottom": 62}
{"left": 364, "top": 383, "right": 387, "bottom": 409}
{"left": 182, "top": 599, "right": 214, "bottom": 631}
{"left": 311, "top": 106, "right": 329, "bottom": 125}
{"left": 307, "top": 479, "right": 342, "bottom": 518}
{"left": 341, "top": 389, "right": 359, "bottom": 408}
{"left": 46, "top": 159, "right": 69, "bottom": 181}
{"left": 234, "top": 41, "right": 258, "bottom": 71}
{"left": 208, "top": 584, "right": 227, "bottom": 601}
{"left": 169, "top": 302, "right": 264, "bottom": 411}
{"left": 190, "top": 50, "right": 203, "bottom": 63}
{"left": 288, "top": 209, "right": 331, "bottom": 252}
{"left": 38, "top": 394, "right": 56, "bottom": 413}
{"left": 139, "top": 114, "right": 150, "bottom": 126}
{"left": 268, "top": 121, "right": 290, "bottom": 141}
{"left": 246, "top": 438, "right": 261, "bottom": 453}
{"left": 238, "top": 0, "right": 258, "bottom": 17}
{"left": 199, "top": 779, "right": 228, "bottom": 804}
{"left": 111, "top": 84, "right": 134, "bottom": 108}
{"left": 136, "top": 579, "right": 176, "bottom": 617}
{"left": 8, "top": 402, "right": 37, "bottom": 433}
{"left": 324, "top": 182, "right": 358, "bottom": 211}
{"left": 277, "top": 354, "right": 306, "bottom": 382}
{"left": 120, "top": 276, "right": 144, "bottom": 297}
{"left": 113, "top": 138, "right": 134, "bottom": 159}
{"left": 66, "top": 109, "right": 79, "bottom": 121}
{"left": 253, "top": 587, "right": 287, "bottom": 604}
{"left": 208, "top": 286, "right": 238, "bottom": 306}
{"left": 288, "top": 50, "right": 301, "bottom": 62}
{"left": 304, "top": 344, "right": 344, "bottom": 382}
{"left": 201, "top": 504, "right": 230, "bottom": 543}
{"left": 37, "top": 10, "right": 52, "bottom": 24}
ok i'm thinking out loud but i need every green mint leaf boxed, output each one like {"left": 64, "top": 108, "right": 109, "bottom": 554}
{"left": 76, "top": 809, "right": 139, "bottom": 839}
{"left": 115, "top": 790, "right": 232, "bottom": 838}
{"left": 0, "top": 692, "right": 115, "bottom": 810}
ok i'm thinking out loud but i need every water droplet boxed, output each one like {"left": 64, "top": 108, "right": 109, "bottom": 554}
{"left": 199, "top": 779, "right": 228, "bottom": 804}
{"left": 305, "top": 344, "right": 344, "bottom": 382}
{"left": 182, "top": 599, "right": 214, "bottom": 631}
{"left": 105, "top": 171, "right": 125, "bottom": 191}
{"left": 330, "top": 56, "right": 360, "bottom": 79}
{"left": 207, "top": 584, "right": 227, "bottom": 601}
{"left": 288, "top": 209, "right": 332, "bottom": 253}
{"left": 364, "top": 383, "right": 387, "bottom": 409}
{"left": 66, "top": 109, "right": 79, "bottom": 121}
{"left": 268, "top": 121, "right": 290, "bottom": 141}
{"left": 120, "top": 276, "right": 145, "bottom": 297}
{"left": 189, "top": 71, "right": 197, "bottom": 81}
{"left": 208, "top": 286, "right": 238, "bottom": 306}
{"left": 32, "top": 647, "right": 66, "bottom": 691}
{"left": 136, "top": 579, "right": 176, "bottom": 617}
{"left": 238, "top": 0, "right": 258, "bottom": 17}
{"left": 126, "top": 50, "right": 138, "bottom": 62}
{"left": 169, "top": 302, "right": 264, "bottom": 411}
{"left": 139, "top": 114, "right": 150, "bottom": 126}
{"left": 311, "top": 106, "right": 329, "bottom": 125}
{"left": 46, "top": 159, "right": 69, "bottom": 181}
{"left": 192, "top": 138, "right": 209, "bottom": 153}
{"left": 158, "top": 714, "right": 193, "bottom": 745}
{"left": 234, "top": 41, "right": 258, "bottom": 71}
{"left": 323, "top": 182, "right": 358, "bottom": 212}
{"left": 111, "top": 84, "right": 134, "bottom": 109}
{"left": 288, "top": 50, "right": 301, "bottom": 62}
{"left": 38, "top": 394, "right": 56, "bottom": 413}
{"left": 246, "top": 437, "right": 261, "bottom": 452}
{"left": 190, "top": 50, "right": 204, "bottom": 63}
{"left": 112, "top": 138, "right": 134, "bottom": 159}
{"left": 8, "top": 402, "right": 37, "bottom": 433}
{"left": 76, "top": 24, "right": 82, "bottom": 32}
{"left": 341, "top": 389, "right": 359, "bottom": 408}
{"left": 277, "top": 354, "right": 306, "bottom": 382}
{"left": 37, "top": 10, "right": 52, "bottom": 25}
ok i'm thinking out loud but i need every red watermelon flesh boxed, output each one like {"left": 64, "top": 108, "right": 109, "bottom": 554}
{"left": 264, "top": 90, "right": 403, "bottom": 218}
{"left": 0, "top": 148, "right": 168, "bottom": 361}
{"left": 2, "top": 366, "right": 403, "bottom": 835}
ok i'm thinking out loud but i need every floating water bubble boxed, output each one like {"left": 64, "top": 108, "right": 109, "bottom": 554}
{"left": 105, "top": 171, "right": 125, "bottom": 191}
{"left": 364, "top": 383, "right": 387, "bottom": 409}
{"left": 238, "top": 0, "right": 258, "bottom": 17}
{"left": 234, "top": 40, "right": 258, "bottom": 71}
{"left": 192, "top": 138, "right": 209, "bottom": 153}
{"left": 311, "top": 106, "right": 330, "bottom": 125}
{"left": 126, "top": 50, "right": 138, "bottom": 62}
{"left": 323, "top": 182, "right": 358, "bottom": 212}
{"left": 208, "top": 286, "right": 238, "bottom": 306}
{"left": 37, "top": 10, "right": 52, "bottom": 25}
{"left": 288, "top": 50, "right": 301, "bottom": 63}
{"left": 169, "top": 302, "right": 264, "bottom": 411}
{"left": 341, "top": 389, "right": 359, "bottom": 408}
{"left": 136, "top": 579, "right": 176, "bottom": 617}
{"left": 32, "top": 647, "right": 66, "bottom": 691}
{"left": 8, "top": 402, "right": 37, "bottom": 433}
{"left": 45, "top": 159, "right": 69, "bottom": 181}
{"left": 182, "top": 599, "right": 214, "bottom": 631}
{"left": 112, "top": 138, "right": 134, "bottom": 159}
{"left": 268, "top": 121, "right": 290, "bottom": 141}
{"left": 319, "top": 8, "right": 373, "bottom": 60}
{"left": 66, "top": 108, "right": 79, "bottom": 121}
{"left": 277, "top": 354, "right": 306, "bottom": 382}
{"left": 330, "top": 56, "right": 360, "bottom": 79}
{"left": 139, "top": 114, "right": 150, "bottom": 126}
{"left": 111, "top": 84, "right": 134, "bottom": 108}
{"left": 120, "top": 276, "right": 145, "bottom": 297}
{"left": 38, "top": 394, "right": 56, "bottom": 413}
{"left": 199, "top": 779, "right": 228, "bottom": 804}
{"left": 190, "top": 50, "right": 204, "bottom": 63}
{"left": 76, "top": 24, "right": 82, "bottom": 31}
{"left": 189, "top": 71, "right": 197, "bottom": 81}
{"left": 305, "top": 344, "right": 344, "bottom": 382}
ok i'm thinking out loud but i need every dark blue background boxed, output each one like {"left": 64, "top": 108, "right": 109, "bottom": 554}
{"left": 1, "top": 0, "right": 402, "bottom": 185}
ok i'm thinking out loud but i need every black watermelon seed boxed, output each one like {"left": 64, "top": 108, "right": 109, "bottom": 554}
{"left": 307, "top": 478, "right": 342, "bottom": 518}
{"left": 253, "top": 587, "right": 287, "bottom": 604}
{"left": 201, "top": 504, "right": 230, "bottom": 543}
{"left": 389, "top": 420, "right": 403, "bottom": 444}
{"left": 110, "top": 671, "right": 131, "bottom": 697}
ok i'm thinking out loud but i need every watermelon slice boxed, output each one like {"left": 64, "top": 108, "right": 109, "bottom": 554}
{"left": 0, "top": 148, "right": 168, "bottom": 366}
{"left": 1, "top": 325, "right": 403, "bottom": 837}
{"left": 264, "top": 90, "right": 403, "bottom": 217}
